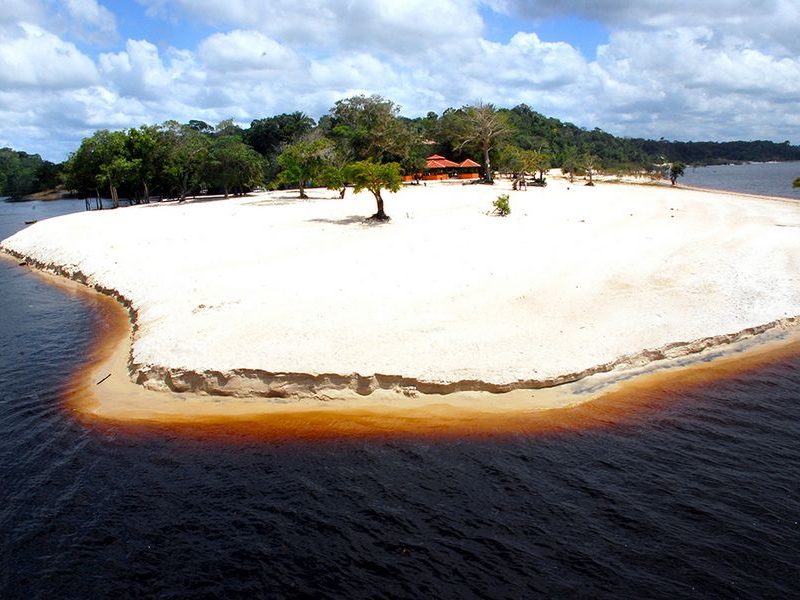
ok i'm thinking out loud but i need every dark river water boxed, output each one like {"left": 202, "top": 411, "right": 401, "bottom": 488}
{"left": 1, "top": 185, "right": 800, "bottom": 598}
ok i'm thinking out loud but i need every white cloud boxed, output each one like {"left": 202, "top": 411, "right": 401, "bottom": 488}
{"left": 487, "top": 0, "right": 800, "bottom": 54}
{"left": 309, "top": 52, "right": 396, "bottom": 90}
{"left": 0, "top": 0, "right": 45, "bottom": 25}
{"left": 61, "top": 0, "right": 117, "bottom": 40}
{"left": 1, "top": 0, "right": 799, "bottom": 161}
{"left": 136, "top": 0, "right": 483, "bottom": 53}
{"left": 1, "top": 0, "right": 119, "bottom": 42}
{"left": 594, "top": 28, "right": 800, "bottom": 110}
{"left": 471, "top": 33, "right": 587, "bottom": 89}
{"left": 0, "top": 22, "right": 98, "bottom": 89}
{"left": 100, "top": 40, "right": 202, "bottom": 100}
{"left": 198, "top": 30, "right": 302, "bottom": 74}
{"left": 487, "top": 0, "right": 773, "bottom": 28}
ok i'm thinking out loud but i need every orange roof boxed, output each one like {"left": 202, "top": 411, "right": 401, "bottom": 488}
{"left": 426, "top": 154, "right": 461, "bottom": 169}
{"left": 427, "top": 154, "right": 478, "bottom": 169}
{"left": 426, "top": 159, "right": 449, "bottom": 169}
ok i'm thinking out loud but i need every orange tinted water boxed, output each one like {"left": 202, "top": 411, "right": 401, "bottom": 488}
{"left": 60, "top": 279, "right": 800, "bottom": 442}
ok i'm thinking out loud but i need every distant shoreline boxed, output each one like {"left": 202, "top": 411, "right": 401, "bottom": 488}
{"left": 3, "top": 188, "right": 72, "bottom": 202}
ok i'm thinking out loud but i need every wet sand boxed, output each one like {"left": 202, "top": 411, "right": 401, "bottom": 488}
{"left": 62, "top": 270, "right": 800, "bottom": 437}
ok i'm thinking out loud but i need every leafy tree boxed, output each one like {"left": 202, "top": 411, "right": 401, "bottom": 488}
{"left": 68, "top": 129, "right": 135, "bottom": 208}
{"left": 213, "top": 118, "right": 244, "bottom": 138}
{"left": 669, "top": 162, "right": 686, "bottom": 186}
{"left": 440, "top": 103, "right": 512, "bottom": 183}
{"left": 347, "top": 160, "right": 402, "bottom": 221}
{"left": 207, "top": 134, "right": 264, "bottom": 198}
{"left": 318, "top": 165, "right": 350, "bottom": 199}
{"left": 98, "top": 153, "right": 138, "bottom": 208}
{"left": 498, "top": 146, "right": 526, "bottom": 188}
{"left": 272, "top": 112, "right": 316, "bottom": 145}
{"left": 186, "top": 120, "right": 213, "bottom": 134}
{"left": 34, "top": 160, "right": 61, "bottom": 191}
{"left": 561, "top": 146, "right": 580, "bottom": 183}
{"left": 418, "top": 111, "right": 440, "bottom": 141}
{"left": 498, "top": 146, "right": 551, "bottom": 189}
{"left": 64, "top": 135, "right": 106, "bottom": 203}
{"left": 66, "top": 129, "right": 157, "bottom": 206}
{"left": 315, "top": 143, "right": 354, "bottom": 199}
{"left": 275, "top": 137, "right": 333, "bottom": 198}
{"left": 582, "top": 152, "right": 601, "bottom": 185}
{"left": 161, "top": 121, "right": 210, "bottom": 201}
{"left": 324, "top": 95, "right": 416, "bottom": 163}
{"left": 125, "top": 125, "right": 164, "bottom": 202}
{"left": 244, "top": 112, "right": 315, "bottom": 184}
{"left": 399, "top": 141, "right": 428, "bottom": 180}
{"left": 244, "top": 113, "right": 315, "bottom": 156}
{"left": 531, "top": 150, "right": 551, "bottom": 180}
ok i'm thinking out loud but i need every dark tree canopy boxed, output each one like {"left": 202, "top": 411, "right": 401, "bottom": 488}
{"left": 669, "top": 162, "right": 686, "bottom": 186}
{"left": 323, "top": 94, "right": 418, "bottom": 164}
{"left": 0, "top": 148, "right": 60, "bottom": 199}
{"left": 244, "top": 112, "right": 315, "bottom": 157}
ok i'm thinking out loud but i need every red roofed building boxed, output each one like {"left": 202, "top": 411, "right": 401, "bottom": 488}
{"left": 417, "top": 154, "right": 481, "bottom": 181}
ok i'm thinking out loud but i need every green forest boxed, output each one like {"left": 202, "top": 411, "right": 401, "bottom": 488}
{"left": 0, "top": 149, "right": 61, "bottom": 199}
{"left": 3, "top": 95, "right": 800, "bottom": 201}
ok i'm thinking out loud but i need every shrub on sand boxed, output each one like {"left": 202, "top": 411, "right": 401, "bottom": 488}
{"left": 492, "top": 193, "right": 510, "bottom": 216}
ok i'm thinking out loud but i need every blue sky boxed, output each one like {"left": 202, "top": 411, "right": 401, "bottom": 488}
{"left": 1, "top": 0, "right": 799, "bottom": 161}
{"left": 481, "top": 8, "right": 609, "bottom": 58}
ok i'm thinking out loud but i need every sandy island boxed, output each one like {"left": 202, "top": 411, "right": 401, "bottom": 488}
{"left": 2, "top": 176, "right": 799, "bottom": 426}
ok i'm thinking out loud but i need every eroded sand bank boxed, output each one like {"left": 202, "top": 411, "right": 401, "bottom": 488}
{"left": 2, "top": 178, "right": 799, "bottom": 421}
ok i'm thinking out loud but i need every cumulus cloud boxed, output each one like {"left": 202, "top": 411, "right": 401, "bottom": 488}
{"left": 136, "top": 0, "right": 483, "bottom": 54}
{"left": 470, "top": 33, "right": 586, "bottom": 89}
{"left": 197, "top": 30, "right": 302, "bottom": 74}
{"left": 487, "top": 0, "right": 774, "bottom": 28}
{"left": 487, "top": 0, "right": 800, "bottom": 54}
{"left": 2, "top": 0, "right": 800, "bottom": 160}
{"left": 100, "top": 39, "right": 201, "bottom": 100}
{"left": 589, "top": 27, "right": 800, "bottom": 134}
{"left": 0, "top": 0, "right": 45, "bottom": 25}
{"left": 1, "top": 0, "right": 118, "bottom": 42}
{"left": 60, "top": 0, "right": 118, "bottom": 41}
{"left": 0, "top": 22, "right": 98, "bottom": 89}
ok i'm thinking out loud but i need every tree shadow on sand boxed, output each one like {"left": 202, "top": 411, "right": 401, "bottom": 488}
{"left": 307, "top": 215, "right": 387, "bottom": 226}
{"left": 244, "top": 193, "right": 342, "bottom": 207}
{"left": 137, "top": 194, "right": 254, "bottom": 208}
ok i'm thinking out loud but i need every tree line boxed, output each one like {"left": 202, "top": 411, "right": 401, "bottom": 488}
{"left": 4, "top": 94, "right": 800, "bottom": 203}
{"left": 64, "top": 119, "right": 265, "bottom": 208}
{"left": 0, "top": 148, "right": 60, "bottom": 199}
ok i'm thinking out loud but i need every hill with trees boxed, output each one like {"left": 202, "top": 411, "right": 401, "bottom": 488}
{"left": 0, "top": 148, "right": 61, "bottom": 199}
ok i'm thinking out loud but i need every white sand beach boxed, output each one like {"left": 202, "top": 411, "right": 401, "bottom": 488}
{"left": 2, "top": 177, "right": 800, "bottom": 414}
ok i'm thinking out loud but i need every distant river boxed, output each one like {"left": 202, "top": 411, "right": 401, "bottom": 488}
{"left": 1, "top": 198, "right": 800, "bottom": 598}
{"left": 681, "top": 160, "right": 800, "bottom": 199}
